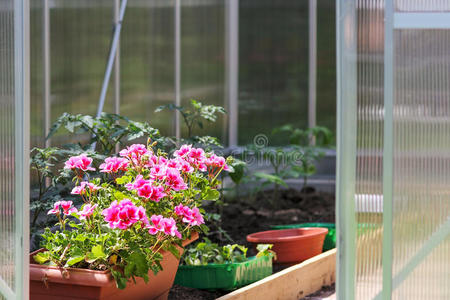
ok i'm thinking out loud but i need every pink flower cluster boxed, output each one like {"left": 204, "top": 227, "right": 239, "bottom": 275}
{"left": 48, "top": 201, "right": 78, "bottom": 215}
{"left": 174, "top": 145, "right": 208, "bottom": 172}
{"left": 147, "top": 215, "right": 181, "bottom": 238}
{"left": 119, "top": 144, "right": 151, "bottom": 165}
{"left": 205, "top": 154, "right": 230, "bottom": 171}
{"left": 99, "top": 157, "right": 129, "bottom": 173}
{"left": 64, "top": 154, "right": 95, "bottom": 172}
{"left": 71, "top": 181, "right": 100, "bottom": 195}
{"left": 78, "top": 204, "right": 97, "bottom": 220}
{"left": 102, "top": 199, "right": 148, "bottom": 230}
{"left": 174, "top": 204, "right": 204, "bottom": 226}
{"left": 125, "top": 175, "right": 167, "bottom": 202}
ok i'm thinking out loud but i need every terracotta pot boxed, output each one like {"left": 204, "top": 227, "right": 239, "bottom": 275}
{"left": 30, "top": 232, "right": 198, "bottom": 300}
{"left": 246, "top": 228, "right": 328, "bottom": 265}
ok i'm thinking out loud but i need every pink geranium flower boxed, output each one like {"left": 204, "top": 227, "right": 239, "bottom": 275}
{"left": 125, "top": 175, "right": 152, "bottom": 191}
{"left": 119, "top": 144, "right": 150, "bottom": 165}
{"left": 48, "top": 201, "right": 77, "bottom": 215}
{"left": 137, "top": 184, "right": 167, "bottom": 202}
{"left": 64, "top": 154, "right": 95, "bottom": 172}
{"left": 147, "top": 215, "right": 181, "bottom": 238}
{"left": 174, "top": 204, "right": 204, "bottom": 226}
{"left": 102, "top": 199, "right": 148, "bottom": 230}
{"left": 174, "top": 144, "right": 192, "bottom": 158}
{"left": 148, "top": 215, "right": 163, "bottom": 235}
{"left": 99, "top": 157, "right": 129, "bottom": 173}
{"left": 205, "top": 154, "right": 230, "bottom": 171}
{"left": 150, "top": 164, "right": 167, "bottom": 180}
{"left": 47, "top": 201, "right": 62, "bottom": 215}
{"left": 161, "top": 217, "right": 182, "bottom": 238}
{"left": 164, "top": 168, "right": 187, "bottom": 191}
{"left": 71, "top": 181, "right": 100, "bottom": 195}
{"left": 78, "top": 204, "right": 97, "bottom": 220}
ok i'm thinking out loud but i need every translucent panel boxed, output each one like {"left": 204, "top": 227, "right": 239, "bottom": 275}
{"left": 354, "top": 1, "right": 384, "bottom": 298}
{"left": 238, "top": 0, "right": 308, "bottom": 145}
{"left": 316, "top": 0, "right": 336, "bottom": 137}
{"left": 0, "top": 0, "right": 15, "bottom": 296}
{"left": 395, "top": 1, "right": 450, "bottom": 12}
{"left": 181, "top": 0, "right": 225, "bottom": 142}
{"left": 49, "top": 0, "right": 114, "bottom": 146}
{"left": 392, "top": 29, "right": 450, "bottom": 300}
{"left": 121, "top": 0, "right": 175, "bottom": 137}
{"left": 30, "top": 0, "right": 44, "bottom": 148}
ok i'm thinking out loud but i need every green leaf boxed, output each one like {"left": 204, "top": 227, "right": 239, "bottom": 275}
{"left": 66, "top": 256, "right": 84, "bottom": 267}
{"left": 112, "top": 269, "right": 128, "bottom": 290}
{"left": 128, "top": 251, "right": 148, "bottom": 276}
{"left": 201, "top": 188, "right": 220, "bottom": 201}
{"left": 167, "top": 244, "right": 181, "bottom": 259}
{"left": 33, "top": 252, "right": 50, "bottom": 264}
{"left": 115, "top": 175, "right": 131, "bottom": 185}
{"left": 91, "top": 245, "right": 106, "bottom": 259}
{"left": 253, "top": 172, "right": 288, "bottom": 188}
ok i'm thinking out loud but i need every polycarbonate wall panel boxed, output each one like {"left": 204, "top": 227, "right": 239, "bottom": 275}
{"left": 340, "top": 1, "right": 450, "bottom": 299}
{"left": 392, "top": 29, "right": 450, "bottom": 300}
{"left": 354, "top": 1, "right": 384, "bottom": 298}
{"left": 316, "top": 0, "right": 336, "bottom": 135}
{"left": 30, "top": 0, "right": 44, "bottom": 148}
{"left": 121, "top": 0, "right": 175, "bottom": 137}
{"left": 238, "top": 0, "right": 308, "bottom": 145}
{"left": 181, "top": 0, "right": 225, "bottom": 142}
{"left": 49, "top": 0, "right": 113, "bottom": 146}
{"left": 0, "top": 1, "right": 16, "bottom": 297}
{"left": 395, "top": 1, "right": 450, "bottom": 12}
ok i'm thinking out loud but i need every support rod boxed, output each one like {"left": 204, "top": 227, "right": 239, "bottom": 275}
{"left": 225, "top": 0, "right": 239, "bottom": 146}
{"left": 308, "top": 0, "right": 317, "bottom": 142}
{"left": 175, "top": 0, "right": 181, "bottom": 140}
{"left": 95, "top": 0, "right": 127, "bottom": 118}
{"left": 43, "top": 0, "right": 51, "bottom": 146}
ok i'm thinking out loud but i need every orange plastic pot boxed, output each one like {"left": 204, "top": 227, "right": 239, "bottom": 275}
{"left": 246, "top": 228, "right": 328, "bottom": 265}
{"left": 29, "top": 232, "right": 198, "bottom": 300}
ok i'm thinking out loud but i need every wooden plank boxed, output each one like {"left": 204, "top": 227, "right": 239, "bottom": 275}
{"left": 217, "top": 249, "right": 336, "bottom": 300}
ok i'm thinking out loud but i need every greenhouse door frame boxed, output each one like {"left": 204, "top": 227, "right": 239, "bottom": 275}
{"left": 337, "top": 1, "right": 450, "bottom": 299}
{"left": 0, "top": 0, "right": 30, "bottom": 299}
{"left": 380, "top": 2, "right": 450, "bottom": 299}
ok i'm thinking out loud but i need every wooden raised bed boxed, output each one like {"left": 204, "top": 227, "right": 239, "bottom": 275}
{"left": 217, "top": 249, "right": 336, "bottom": 300}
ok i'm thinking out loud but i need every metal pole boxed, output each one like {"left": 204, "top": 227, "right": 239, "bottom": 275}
{"left": 308, "top": 0, "right": 317, "bottom": 142}
{"left": 225, "top": 0, "right": 239, "bottom": 146}
{"left": 175, "top": 0, "right": 181, "bottom": 140}
{"left": 336, "top": 0, "right": 357, "bottom": 299}
{"left": 95, "top": 0, "right": 127, "bottom": 118}
{"left": 113, "top": 0, "right": 120, "bottom": 116}
{"left": 14, "top": 0, "right": 30, "bottom": 298}
{"left": 43, "top": 0, "right": 51, "bottom": 147}
{"left": 113, "top": 0, "right": 121, "bottom": 153}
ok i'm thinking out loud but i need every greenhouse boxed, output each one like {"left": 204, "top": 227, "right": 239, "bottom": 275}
{"left": 0, "top": 0, "right": 449, "bottom": 299}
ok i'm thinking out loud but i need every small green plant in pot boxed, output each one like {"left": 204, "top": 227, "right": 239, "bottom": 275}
{"left": 30, "top": 141, "right": 230, "bottom": 300}
{"left": 175, "top": 239, "right": 275, "bottom": 290}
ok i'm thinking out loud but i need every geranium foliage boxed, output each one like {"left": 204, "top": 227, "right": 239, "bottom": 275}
{"left": 34, "top": 141, "right": 231, "bottom": 289}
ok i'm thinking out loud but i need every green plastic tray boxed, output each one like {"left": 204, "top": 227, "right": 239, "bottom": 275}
{"left": 270, "top": 222, "right": 336, "bottom": 251}
{"left": 174, "top": 255, "right": 273, "bottom": 290}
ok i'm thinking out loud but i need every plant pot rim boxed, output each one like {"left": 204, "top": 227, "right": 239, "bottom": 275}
{"left": 271, "top": 222, "right": 336, "bottom": 229}
{"left": 177, "top": 255, "right": 270, "bottom": 269}
{"left": 246, "top": 228, "right": 328, "bottom": 244}
{"left": 30, "top": 231, "right": 199, "bottom": 287}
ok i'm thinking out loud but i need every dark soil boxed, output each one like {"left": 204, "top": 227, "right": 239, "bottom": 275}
{"left": 168, "top": 188, "right": 335, "bottom": 300}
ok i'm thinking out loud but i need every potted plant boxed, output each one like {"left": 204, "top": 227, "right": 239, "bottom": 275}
{"left": 30, "top": 142, "right": 230, "bottom": 300}
{"left": 246, "top": 227, "right": 328, "bottom": 266}
{"left": 270, "top": 223, "right": 336, "bottom": 251}
{"left": 175, "top": 239, "right": 275, "bottom": 290}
